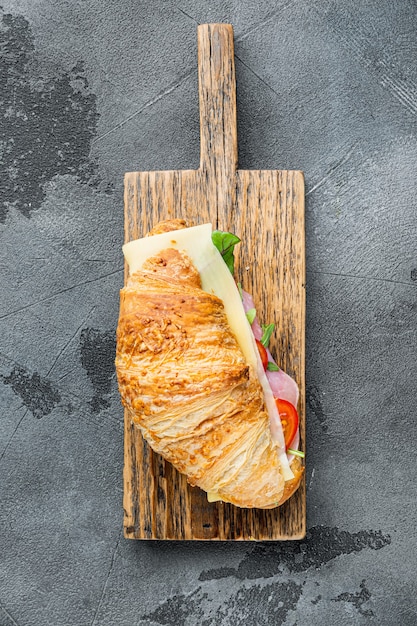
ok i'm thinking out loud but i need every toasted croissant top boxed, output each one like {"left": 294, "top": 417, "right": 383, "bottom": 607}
{"left": 116, "top": 221, "right": 303, "bottom": 508}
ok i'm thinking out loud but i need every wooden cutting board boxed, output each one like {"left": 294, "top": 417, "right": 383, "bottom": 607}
{"left": 122, "top": 23, "right": 305, "bottom": 540}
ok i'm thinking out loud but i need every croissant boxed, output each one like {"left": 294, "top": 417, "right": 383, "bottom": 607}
{"left": 116, "top": 220, "right": 303, "bottom": 508}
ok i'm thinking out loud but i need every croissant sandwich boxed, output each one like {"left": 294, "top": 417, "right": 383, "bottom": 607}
{"left": 116, "top": 219, "right": 304, "bottom": 509}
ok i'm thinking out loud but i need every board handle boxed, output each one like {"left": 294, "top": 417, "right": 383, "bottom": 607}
{"left": 198, "top": 24, "right": 238, "bottom": 178}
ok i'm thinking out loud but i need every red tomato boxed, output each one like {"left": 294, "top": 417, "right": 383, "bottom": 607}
{"left": 256, "top": 339, "right": 268, "bottom": 370}
{"left": 275, "top": 398, "right": 299, "bottom": 449}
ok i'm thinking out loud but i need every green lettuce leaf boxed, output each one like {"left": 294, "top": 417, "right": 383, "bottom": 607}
{"left": 246, "top": 308, "right": 256, "bottom": 324}
{"left": 211, "top": 230, "right": 241, "bottom": 274}
{"left": 266, "top": 362, "right": 280, "bottom": 371}
{"left": 260, "top": 323, "right": 275, "bottom": 347}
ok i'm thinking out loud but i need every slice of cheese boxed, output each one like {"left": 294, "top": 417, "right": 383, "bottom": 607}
{"left": 123, "top": 224, "right": 294, "bottom": 482}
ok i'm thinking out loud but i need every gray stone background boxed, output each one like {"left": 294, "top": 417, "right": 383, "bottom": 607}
{"left": 1, "top": 1, "right": 416, "bottom": 624}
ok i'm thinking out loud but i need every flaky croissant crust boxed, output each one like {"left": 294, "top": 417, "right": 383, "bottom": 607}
{"left": 116, "top": 221, "right": 303, "bottom": 508}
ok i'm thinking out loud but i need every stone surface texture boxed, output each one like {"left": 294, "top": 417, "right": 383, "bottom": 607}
{"left": 1, "top": 1, "right": 416, "bottom": 625}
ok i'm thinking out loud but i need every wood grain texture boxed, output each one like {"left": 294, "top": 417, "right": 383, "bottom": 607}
{"left": 122, "top": 23, "right": 306, "bottom": 540}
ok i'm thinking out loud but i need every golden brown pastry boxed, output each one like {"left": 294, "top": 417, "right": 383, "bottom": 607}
{"left": 116, "top": 220, "right": 303, "bottom": 508}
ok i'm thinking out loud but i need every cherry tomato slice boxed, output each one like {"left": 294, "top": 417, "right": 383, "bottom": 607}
{"left": 275, "top": 398, "right": 299, "bottom": 449}
{"left": 256, "top": 339, "right": 268, "bottom": 370}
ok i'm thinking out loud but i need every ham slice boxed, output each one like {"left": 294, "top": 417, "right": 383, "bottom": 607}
{"left": 241, "top": 288, "right": 300, "bottom": 457}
